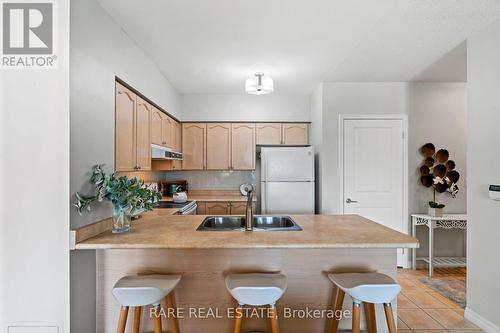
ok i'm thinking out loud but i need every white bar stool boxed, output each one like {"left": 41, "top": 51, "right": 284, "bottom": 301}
{"left": 225, "top": 273, "right": 287, "bottom": 333}
{"left": 112, "top": 274, "right": 182, "bottom": 333}
{"left": 328, "top": 272, "right": 401, "bottom": 333}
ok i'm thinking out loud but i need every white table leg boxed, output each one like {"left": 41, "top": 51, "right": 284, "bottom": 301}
{"left": 412, "top": 220, "right": 416, "bottom": 270}
{"left": 428, "top": 224, "right": 434, "bottom": 277}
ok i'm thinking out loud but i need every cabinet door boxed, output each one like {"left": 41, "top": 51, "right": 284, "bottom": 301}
{"left": 282, "top": 123, "right": 309, "bottom": 145}
{"left": 135, "top": 97, "right": 151, "bottom": 170}
{"left": 231, "top": 123, "right": 255, "bottom": 170}
{"left": 206, "top": 123, "right": 231, "bottom": 170}
{"left": 196, "top": 202, "right": 206, "bottom": 215}
{"left": 206, "top": 202, "right": 230, "bottom": 215}
{"left": 115, "top": 82, "right": 136, "bottom": 172}
{"left": 256, "top": 123, "right": 282, "bottom": 145}
{"left": 229, "top": 202, "right": 256, "bottom": 215}
{"left": 172, "top": 121, "right": 182, "bottom": 170}
{"left": 162, "top": 116, "right": 175, "bottom": 148}
{"left": 151, "top": 107, "right": 164, "bottom": 146}
{"left": 230, "top": 202, "right": 246, "bottom": 215}
{"left": 182, "top": 123, "right": 206, "bottom": 170}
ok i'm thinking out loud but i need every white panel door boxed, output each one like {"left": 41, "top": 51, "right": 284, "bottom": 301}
{"left": 262, "top": 182, "right": 315, "bottom": 214}
{"left": 262, "top": 147, "right": 314, "bottom": 181}
{"left": 343, "top": 118, "right": 405, "bottom": 266}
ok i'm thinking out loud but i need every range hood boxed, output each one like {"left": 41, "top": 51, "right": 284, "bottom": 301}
{"left": 151, "top": 144, "right": 183, "bottom": 160}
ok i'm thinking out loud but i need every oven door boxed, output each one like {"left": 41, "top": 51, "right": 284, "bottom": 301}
{"left": 181, "top": 203, "right": 197, "bottom": 215}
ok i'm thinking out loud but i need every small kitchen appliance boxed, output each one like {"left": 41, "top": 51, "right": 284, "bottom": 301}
{"left": 173, "top": 186, "right": 188, "bottom": 203}
{"left": 160, "top": 180, "right": 188, "bottom": 197}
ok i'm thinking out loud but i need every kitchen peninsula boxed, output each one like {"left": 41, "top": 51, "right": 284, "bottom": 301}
{"left": 74, "top": 214, "right": 417, "bottom": 333}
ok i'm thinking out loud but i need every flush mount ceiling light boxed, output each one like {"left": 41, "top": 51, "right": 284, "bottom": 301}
{"left": 245, "top": 73, "right": 274, "bottom": 95}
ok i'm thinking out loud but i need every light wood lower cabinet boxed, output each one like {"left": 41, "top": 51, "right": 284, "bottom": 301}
{"left": 229, "top": 202, "right": 256, "bottom": 215}
{"left": 182, "top": 123, "right": 206, "bottom": 170}
{"left": 196, "top": 201, "right": 255, "bottom": 215}
{"left": 282, "top": 123, "right": 309, "bottom": 145}
{"left": 115, "top": 82, "right": 151, "bottom": 172}
{"left": 205, "top": 202, "right": 231, "bottom": 215}
{"left": 206, "top": 123, "right": 231, "bottom": 170}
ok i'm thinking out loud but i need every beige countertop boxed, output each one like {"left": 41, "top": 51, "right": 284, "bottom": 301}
{"left": 75, "top": 214, "right": 418, "bottom": 250}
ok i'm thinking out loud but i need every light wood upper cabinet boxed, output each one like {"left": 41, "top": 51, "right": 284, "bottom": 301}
{"left": 172, "top": 121, "right": 182, "bottom": 170}
{"left": 182, "top": 123, "right": 206, "bottom": 170}
{"left": 162, "top": 116, "right": 175, "bottom": 148}
{"left": 282, "top": 123, "right": 309, "bottom": 145}
{"left": 205, "top": 202, "right": 231, "bottom": 215}
{"left": 115, "top": 83, "right": 137, "bottom": 172}
{"left": 231, "top": 123, "right": 255, "bottom": 170}
{"left": 135, "top": 97, "right": 151, "bottom": 170}
{"left": 256, "top": 123, "right": 282, "bottom": 145}
{"left": 206, "top": 123, "right": 231, "bottom": 170}
{"left": 151, "top": 107, "right": 164, "bottom": 146}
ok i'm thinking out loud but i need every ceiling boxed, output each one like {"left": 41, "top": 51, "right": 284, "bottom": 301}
{"left": 97, "top": 0, "right": 500, "bottom": 94}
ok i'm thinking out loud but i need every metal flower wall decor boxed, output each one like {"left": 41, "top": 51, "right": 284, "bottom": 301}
{"left": 419, "top": 143, "right": 460, "bottom": 207}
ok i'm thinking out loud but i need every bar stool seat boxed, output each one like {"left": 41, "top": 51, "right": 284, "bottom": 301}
{"left": 328, "top": 272, "right": 400, "bottom": 304}
{"left": 225, "top": 273, "right": 287, "bottom": 306}
{"left": 113, "top": 274, "right": 181, "bottom": 307}
{"left": 226, "top": 273, "right": 287, "bottom": 333}
{"left": 112, "top": 274, "right": 182, "bottom": 333}
{"left": 328, "top": 272, "right": 401, "bottom": 333}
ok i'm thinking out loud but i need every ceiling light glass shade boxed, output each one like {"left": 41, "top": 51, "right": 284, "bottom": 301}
{"left": 245, "top": 73, "right": 274, "bottom": 95}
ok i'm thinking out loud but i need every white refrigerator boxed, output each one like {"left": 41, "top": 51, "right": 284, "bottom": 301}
{"left": 260, "top": 146, "right": 315, "bottom": 214}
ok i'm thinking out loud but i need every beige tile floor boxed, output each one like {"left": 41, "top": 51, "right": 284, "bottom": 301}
{"left": 396, "top": 267, "right": 481, "bottom": 333}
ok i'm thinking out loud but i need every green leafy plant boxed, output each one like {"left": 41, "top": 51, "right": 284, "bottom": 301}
{"left": 429, "top": 201, "right": 445, "bottom": 209}
{"left": 74, "top": 164, "right": 161, "bottom": 215}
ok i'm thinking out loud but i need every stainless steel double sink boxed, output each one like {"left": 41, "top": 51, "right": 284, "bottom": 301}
{"left": 196, "top": 216, "right": 302, "bottom": 231}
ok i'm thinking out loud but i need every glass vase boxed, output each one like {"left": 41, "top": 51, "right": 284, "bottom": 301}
{"left": 112, "top": 206, "right": 131, "bottom": 233}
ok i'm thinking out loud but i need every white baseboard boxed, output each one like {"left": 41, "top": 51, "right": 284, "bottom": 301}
{"left": 465, "top": 307, "right": 500, "bottom": 333}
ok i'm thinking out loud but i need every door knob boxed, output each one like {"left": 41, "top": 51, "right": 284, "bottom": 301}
{"left": 346, "top": 198, "right": 358, "bottom": 203}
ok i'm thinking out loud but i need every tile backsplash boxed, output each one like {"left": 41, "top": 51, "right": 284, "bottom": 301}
{"left": 164, "top": 170, "right": 257, "bottom": 190}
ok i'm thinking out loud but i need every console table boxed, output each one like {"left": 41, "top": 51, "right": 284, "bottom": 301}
{"left": 411, "top": 214, "right": 467, "bottom": 276}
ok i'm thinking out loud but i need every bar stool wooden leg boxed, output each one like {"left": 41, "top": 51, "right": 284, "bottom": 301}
{"left": 383, "top": 303, "right": 397, "bottom": 333}
{"left": 364, "top": 303, "right": 377, "bottom": 333}
{"left": 116, "top": 306, "right": 129, "bottom": 333}
{"left": 165, "top": 292, "right": 180, "bottom": 333}
{"left": 233, "top": 304, "right": 243, "bottom": 333}
{"left": 330, "top": 288, "right": 345, "bottom": 333}
{"left": 352, "top": 302, "right": 361, "bottom": 333}
{"left": 152, "top": 305, "right": 163, "bottom": 333}
{"left": 269, "top": 304, "right": 280, "bottom": 333}
{"left": 133, "top": 306, "right": 141, "bottom": 333}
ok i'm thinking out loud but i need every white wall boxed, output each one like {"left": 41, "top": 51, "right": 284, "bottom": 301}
{"left": 409, "top": 83, "right": 467, "bottom": 258}
{"left": 70, "top": 0, "right": 180, "bottom": 229}
{"left": 0, "top": 1, "right": 70, "bottom": 332}
{"left": 466, "top": 21, "right": 500, "bottom": 331}
{"left": 181, "top": 94, "right": 310, "bottom": 121}
{"left": 319, "top": 82, "right": 411, "bottom": 214}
